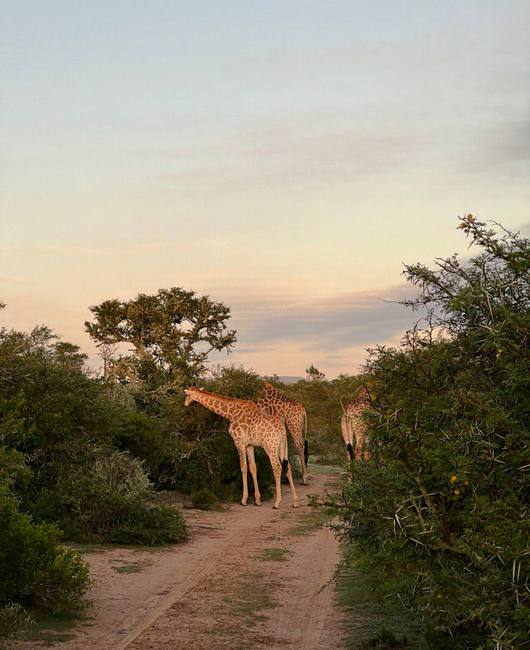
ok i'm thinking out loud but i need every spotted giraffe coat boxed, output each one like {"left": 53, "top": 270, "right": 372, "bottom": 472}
{"left": 256, "top": 383, "right": 309, "bottom": 484}
{"left": 341, "top": 386, "right": 371, "bottom": 461}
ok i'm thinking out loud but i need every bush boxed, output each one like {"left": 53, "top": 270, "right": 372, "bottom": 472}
{"left": 0, "top": 491, "right": 89, "bottom": 615}
{"left": 109, "top": 504, "right": 187, "bottom": 545}
{"left": 29, "top": 449, "right": 187, "bottom": 545}
{"left": 191, "top": 487, "right": 220, "bottom": 510}
{"left": 0, "top": 326, "right": 188, "bottom": 547}
{"left": 338, "top": 217, "right": 529, "bottom": 648}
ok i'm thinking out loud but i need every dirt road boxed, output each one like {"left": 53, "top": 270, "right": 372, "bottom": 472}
{"left": 17, "top": 467, "right": 347, "bottom": 649}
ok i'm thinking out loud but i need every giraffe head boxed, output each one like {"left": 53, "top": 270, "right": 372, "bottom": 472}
{"left": 263, "top": 382, "right": 275, "bottom": 392}
{"left": 355, "top": 384, "right": 372, "bottom": 402}
{"left": 184, "top": 387, "right": 203, "bottom": 406}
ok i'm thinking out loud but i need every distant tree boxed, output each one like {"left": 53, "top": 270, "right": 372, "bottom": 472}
{"left": 85, "top": 288, "right": 237, "bottom": 393}
{"left": 305, "top": 364, "right": 325, "bottom": 382}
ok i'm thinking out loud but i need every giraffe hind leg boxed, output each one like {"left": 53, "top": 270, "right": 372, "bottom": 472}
{"left": 282, "top": 458, "right": 299, "bottom": 508}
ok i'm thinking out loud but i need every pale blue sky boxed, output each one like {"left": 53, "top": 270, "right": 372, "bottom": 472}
{"left": 1, "top": 1, "right": 529, "bottom": 375}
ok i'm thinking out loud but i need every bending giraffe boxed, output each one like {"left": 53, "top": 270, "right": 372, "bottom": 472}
{"left": 184, "top": 387, "right": 299, "bottom": 509}
{"left": 256, "top": 383, "right": 309, "bottom": 484}
{"left": 341, "top": 385, "right": 371, "bottom": 461}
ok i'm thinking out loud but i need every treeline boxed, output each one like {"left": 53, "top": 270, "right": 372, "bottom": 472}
{"left": 338, "top": 217, "right": 529, "bottom": 648}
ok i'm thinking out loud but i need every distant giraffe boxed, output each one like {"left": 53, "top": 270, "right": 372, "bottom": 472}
{"left": 341, "top": 385, "right": 371, "bottom": 461}
{"left": 256, "top": 383, "right": 309, "bottom": 484}
{"left": 184, "top": 387, "right": 299, "bottom": 509}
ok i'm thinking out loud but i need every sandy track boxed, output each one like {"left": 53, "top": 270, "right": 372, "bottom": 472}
{"left": 14, "top": 468, "right": 346, "bottom": 650}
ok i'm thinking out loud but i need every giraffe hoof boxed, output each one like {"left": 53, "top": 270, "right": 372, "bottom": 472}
{"left": 273, "top": 504, "right": 280, "bottom": 509}
{"left": 241, "top": 501, "right": 248, "bottom": 506}
{"left": 254, "top": 500, "right": 262, "bottom": 506}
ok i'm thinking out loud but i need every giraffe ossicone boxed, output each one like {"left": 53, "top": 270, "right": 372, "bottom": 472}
{"left": 184, "top": 387, "right": 299, "bottom": 509}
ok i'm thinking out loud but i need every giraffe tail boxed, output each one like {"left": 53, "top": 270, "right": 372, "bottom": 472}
{"left": 279, "top": 430, "right": 290, "bottom": 474}
{"left": 346, "top": 443, "right": 354, "bottom": 460}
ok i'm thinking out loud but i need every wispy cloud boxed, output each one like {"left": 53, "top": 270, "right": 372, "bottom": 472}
{"left": 208, "top": 283, "right": 419, "bottom": 374}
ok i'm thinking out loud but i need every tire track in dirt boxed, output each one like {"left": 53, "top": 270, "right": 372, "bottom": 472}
{"left": 126, "top": 468, "right": 347, "bottom": 650}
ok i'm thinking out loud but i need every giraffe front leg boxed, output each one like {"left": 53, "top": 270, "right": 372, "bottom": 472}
{"left": 238, "top": 447, "right": 249, "bottom": 506}
{"left": 246, "top": 446, "right": 261, "bottom": 506}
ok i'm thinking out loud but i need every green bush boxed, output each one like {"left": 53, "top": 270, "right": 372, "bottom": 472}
{"left": 29, "top": 449, "right": 187, "bottom": 545}
{"left": 191, "top": 486, "right": 220, "bottom": 510}
{"left": 109, "top": 503, "right": 187, "bottom": 545}
{"left": 0, "top": 326, "right": 188, "bottom": 547}
{"left": 0, "top": 491, "right": 89, "bottom": 615}
{"left": 339, "top": 217, "right": 529, "bottom": 648}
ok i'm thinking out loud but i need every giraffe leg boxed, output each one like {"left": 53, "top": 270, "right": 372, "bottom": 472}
{"left": 238, "top": 447, "right": 249, "bottom": 506}
{"left": 363, "top": 434, "right": 370, "bottom": 460}
{"left": 294, "top": 438, "right": 309, "bottom": 484}
{"left": 287, "top": 415, "right": 309, "bottom": 484}
{"left": 279, "top": 433, "right": 299, "bottom": 507}
{"left": 284, "top": 460, "right": 299, "bottom": 508}
{"left": 354, "top": 425, "right": 364, "bottom": 461}
{"left": 246, "top": 446, "right": 261, "bottom": 506}
{"left": 266, "top": 451, "right": 282, "bottom": 509}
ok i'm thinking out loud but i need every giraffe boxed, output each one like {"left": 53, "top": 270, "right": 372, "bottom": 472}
{"left": 341, "top": 385, "right": 372, "bottom": 461}
{"left": 184, "top": 387, "right": 299, "bottom": 509}
{"left": 256, "top": 382, "right": 309, "bottom": 484}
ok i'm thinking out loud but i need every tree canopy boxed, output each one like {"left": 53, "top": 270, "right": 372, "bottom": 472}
{"left": 85, "top": 287, "right": 237, "bottom": 391}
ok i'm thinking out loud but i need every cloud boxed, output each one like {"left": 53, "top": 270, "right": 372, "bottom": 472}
{"left": 151, "top": 113, "right": 530, "bottom": 197}
{"left": 208, "top": 283, "right": 419, "bottom": 374}
{"left": 463, "top": 119, "right": 530, "bottom": 172}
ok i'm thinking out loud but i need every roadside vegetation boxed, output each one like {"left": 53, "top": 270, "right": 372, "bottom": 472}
{"left": 336, "top": 217, "right": 529, "bottom": 648}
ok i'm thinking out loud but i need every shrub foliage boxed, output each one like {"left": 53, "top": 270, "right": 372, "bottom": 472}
{"left": 339, "top": 217, "right": 529, "bottom": 648}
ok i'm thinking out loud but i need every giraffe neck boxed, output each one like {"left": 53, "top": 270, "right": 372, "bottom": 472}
{"left": 191, "top": 390, "right": 242, "bottom": 421}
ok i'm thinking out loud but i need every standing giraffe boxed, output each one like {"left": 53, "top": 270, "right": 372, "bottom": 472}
{"left": 256, "top": 383, "right": 309, "bottom": 485}
{"left": 341, "top": 385, "right": 371, "bottom": 461}
{"left": 184, "top": 387, "right": 299, "bottom": 509}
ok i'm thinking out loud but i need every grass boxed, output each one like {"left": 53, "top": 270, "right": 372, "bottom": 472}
{"left": 259, "top": 547, "right": 292, "bottom": 562}
{"left": 110, "top": 559, "right": 151, "bottom": 574}
{"left": 222, "top": 572, "right": 276, "bottom": 624}
{"left": 335, "top": 553, "right": 423, "bottom": 649}
{"left": 13, "top": 612, "right": 91, "bottom": 646}
{"left": 69, "top": 542, "right": 110, "bottom": 554}
{"left": 307, "top": 460, "right": 344, "bottom": 475}
{"left": 288, "top": 504, "right": 335, "bottom": 536}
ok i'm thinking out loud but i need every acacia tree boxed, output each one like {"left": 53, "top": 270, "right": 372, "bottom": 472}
{"left": 85, "top": 288, "right": 236, "bottom": 394}
{"left": 305, "top": 364, "right": 325, "bottom": 382}
{"left": 339, "top": 216, "right": 529, "bottom": 648}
